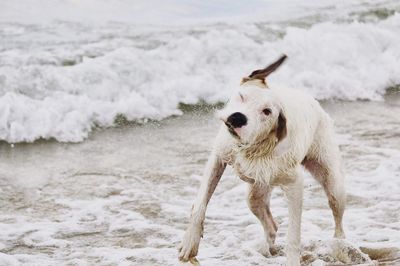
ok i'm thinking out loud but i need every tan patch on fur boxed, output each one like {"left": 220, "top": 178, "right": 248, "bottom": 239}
{"left": 240, "top": 77, "right": 268, "bottom": 88}
{"left": 240, "top": 131, "right": 278, "bottom": 161}
{"left": 247, "top": 185, "right": 278, "bottom": 250}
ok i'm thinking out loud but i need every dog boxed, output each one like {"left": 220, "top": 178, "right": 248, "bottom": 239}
{"left": 178, "top": 55, "right": 346, "bottom": 266}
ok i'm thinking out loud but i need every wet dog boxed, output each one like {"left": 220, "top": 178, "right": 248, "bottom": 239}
{"left": 178, "top": 55, "right": 346, "bottom": 266}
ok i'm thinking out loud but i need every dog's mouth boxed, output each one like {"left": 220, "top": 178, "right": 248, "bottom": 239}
{"left": 224, "top": 122, "right": 240, "bottom": 139}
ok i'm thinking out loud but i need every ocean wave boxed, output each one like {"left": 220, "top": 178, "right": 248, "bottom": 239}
{"left": 0, "top": 11, "right": 400, "bottom": 142}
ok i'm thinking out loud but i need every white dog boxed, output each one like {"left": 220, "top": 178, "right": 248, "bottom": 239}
{"left": 178, "top": 55, "right": 346, "bottom": 266}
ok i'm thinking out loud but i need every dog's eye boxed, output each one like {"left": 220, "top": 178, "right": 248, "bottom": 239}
{"left": 262, "top": 108, "right": 272, "bottom": 116}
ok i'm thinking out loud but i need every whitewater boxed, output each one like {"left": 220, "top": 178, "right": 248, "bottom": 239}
{"left": 1, "top": 0, "right": 400, "bottom": 143}
{"left": 1, "top": 1, "right": 400, "bottom": 266}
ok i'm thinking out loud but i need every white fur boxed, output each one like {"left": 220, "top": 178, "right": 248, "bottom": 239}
{"left": 179, "top": 83, "right": 346, "bottom": 266}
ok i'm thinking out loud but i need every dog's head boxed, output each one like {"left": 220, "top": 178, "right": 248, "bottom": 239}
{"left": 218, "top": 55, "right": 288, "bottom": 154}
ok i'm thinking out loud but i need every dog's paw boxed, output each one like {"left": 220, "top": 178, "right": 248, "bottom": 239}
{"left": 259, "top": 244, "right": 272, "bottom": 257}
{"left": 286, "top": 255, "right": 301, "bottom": 266}
{"left": 334, "top": 230, "right": 345, "bottom": 239}
{"left": 178, "top": 226, "right": 202, "bottom": 262}
{"left": 178, "top": 257, "right": 201, "bottom": 266}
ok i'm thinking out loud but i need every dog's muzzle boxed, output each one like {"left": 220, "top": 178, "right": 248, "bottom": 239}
{"left": 226, "top": 112, "right": 247, "bottom": 128}
{"left": 224, "top": 121, "right": 239, "bottom": 138}
{"left": 225, "top": 112, "right": 247, "bottom": 138}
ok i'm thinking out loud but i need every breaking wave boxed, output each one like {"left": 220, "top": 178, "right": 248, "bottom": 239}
{"left": 1, "top": 1, "right": 400, "bottom": 142}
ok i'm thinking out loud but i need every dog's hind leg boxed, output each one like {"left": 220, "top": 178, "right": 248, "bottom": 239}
{"left": 303, "top": 146, "right": 346, "bottom": 239}
{"left": 247, "top": 184, "right": 278, "bottom": 256}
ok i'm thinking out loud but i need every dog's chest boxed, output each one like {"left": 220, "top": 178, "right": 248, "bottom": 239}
{"left": 232, "top": 149, "right": 298, "bottom": 185}
{"left": 233, "top": 153, "right": 277, "bottom": 184}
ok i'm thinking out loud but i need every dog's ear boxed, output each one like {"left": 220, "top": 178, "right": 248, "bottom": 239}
{"left": 274, "top": 111, "right": 289, "bottom": 156}
{"left": 243, "top": 54, "right": 287, "bottom": 87}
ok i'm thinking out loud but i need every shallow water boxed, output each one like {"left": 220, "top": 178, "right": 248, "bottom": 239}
{"left": 0, "top": 94, "right": 399, "bottom": 265}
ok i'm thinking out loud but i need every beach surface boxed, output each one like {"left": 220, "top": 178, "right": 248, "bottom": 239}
{"left": 1, "top": 94, "right": 399, "bottom": 265}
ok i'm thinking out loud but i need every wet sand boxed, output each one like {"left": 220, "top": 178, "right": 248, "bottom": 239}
{"left": 0, "top": 95, "right": 399, "bottom": 265}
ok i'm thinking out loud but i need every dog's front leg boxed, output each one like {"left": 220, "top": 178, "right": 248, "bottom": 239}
{"left": 178, "top": 150, "right": 226, "bottom": 261}
{"left": 247, "top": 184, "right": 277, "bottom": 256}
{"left": 281, "top": 168, "right": 303, "bottom": 266}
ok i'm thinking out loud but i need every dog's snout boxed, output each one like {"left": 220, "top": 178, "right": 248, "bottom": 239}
{"left": 227, "top": 112, "right": 247, "bottom": 128}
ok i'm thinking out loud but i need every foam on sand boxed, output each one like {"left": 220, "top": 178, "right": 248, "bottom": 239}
{"left": 1, "top": 96, "right": 400, "bottom": 265}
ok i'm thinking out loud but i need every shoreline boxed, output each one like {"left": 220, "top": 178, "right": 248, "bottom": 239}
{"left": 1, "top": 90, "right": 399, "bottom": 147}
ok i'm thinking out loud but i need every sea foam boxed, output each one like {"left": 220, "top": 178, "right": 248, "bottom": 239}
{"left": 0, "top": 9, "right": 399, "bottom": 142}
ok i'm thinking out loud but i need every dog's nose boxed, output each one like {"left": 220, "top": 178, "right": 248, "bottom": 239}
{"left": 227, "top": 112, "right": 247, "bottom": 128}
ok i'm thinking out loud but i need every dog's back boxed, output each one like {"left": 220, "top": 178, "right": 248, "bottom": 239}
{"left": 271, "top": 87, "right": 332, "bottom": 164}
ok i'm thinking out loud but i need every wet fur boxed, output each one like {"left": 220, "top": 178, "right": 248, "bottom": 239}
{"left": 179, "top": 85, "right": 346, "bottom": 266}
